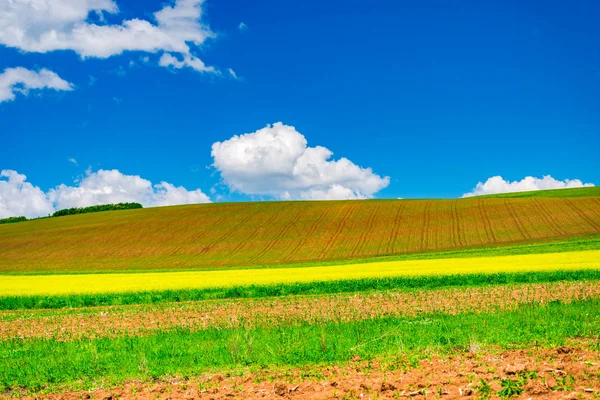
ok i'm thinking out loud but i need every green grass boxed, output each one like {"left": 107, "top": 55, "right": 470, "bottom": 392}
{"left": 2, "top": 268, "right": 600, "bottom": 310}
{"left": 478, "top": 186, "right": 600, "bottom": 198}
{"left": 2, "top": 299, "right": 599, "bottom": 393}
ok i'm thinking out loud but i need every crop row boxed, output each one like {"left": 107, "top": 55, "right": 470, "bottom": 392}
{"left": 1, "top": 197, "right": 599, "bottom": 272}
{"left": 2, "top": 250, "right": 599, "bottom": 299}
{"left": 3, "top": 280, "right": 599, "bottom": 341}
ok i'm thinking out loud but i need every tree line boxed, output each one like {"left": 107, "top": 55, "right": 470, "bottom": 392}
{"left": 0, "top": 203, "right": 143, "bottom": 225}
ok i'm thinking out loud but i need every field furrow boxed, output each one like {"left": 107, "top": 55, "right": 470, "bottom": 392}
{"left": 1, "top": 197, "right": 599, "bottom": 273}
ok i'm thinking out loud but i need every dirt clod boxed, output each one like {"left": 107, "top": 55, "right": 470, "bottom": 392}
{"left": 557, "top": 346, "right": 574, "bottom": 354}
{"left": 274, "top": 383, "right": 287, "bottom": 396}
{"left": 9, "top": 342, "right": 600, "bottom": 400}
{"left": 503, "top": 363, "right": 527, "bottom": 375}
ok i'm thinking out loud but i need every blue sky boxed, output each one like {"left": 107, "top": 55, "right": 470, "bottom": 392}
{"left": 1, "top": 0, "right": 599, "bottom": 216}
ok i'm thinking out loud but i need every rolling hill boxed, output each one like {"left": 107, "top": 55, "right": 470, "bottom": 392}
{"left": 1, "top": 191, "right": 599, "bottom": 273}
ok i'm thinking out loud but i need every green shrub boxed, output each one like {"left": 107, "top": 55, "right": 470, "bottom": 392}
{"left": 52, "top": 202, "right": 142, "bottom": 217}
{"left": 0, "top": 216, "right": 27, "bottom": 224}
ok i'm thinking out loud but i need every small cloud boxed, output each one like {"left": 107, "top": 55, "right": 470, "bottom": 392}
{"left": 112, "top": 97, "right": 123, "bottom": 104}
{"left": 227, "top": 68, "right": 238, "bottom": 80}
{"left": 68, "top": 157, "right": 78, "bottom": 166}
{"left": 88, "top": 75, "right": 97, "bottom": 86}
{"left": 128, "top": 60, "right": 137, "bottom": 69}
{"left": 238, "top": 22, "right": 248, "bottom": 31}
{"left": 113, "top": 66, "right": 126, "bottom": 77}
{"left": 159, "top": 53, "right": 217, "bottom": 73}
{"left": 140, "top": 56, "right": 150, "bottom": 64}
{"left": 0, "top": 67, "right": 74, "bottom": 103}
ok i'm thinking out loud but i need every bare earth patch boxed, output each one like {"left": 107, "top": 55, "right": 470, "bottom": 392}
{"left": 11, "top": 341, "right": 600, "bottom": 399}
{"left": 2, "top": 281, "right": 599, "bottom": 341}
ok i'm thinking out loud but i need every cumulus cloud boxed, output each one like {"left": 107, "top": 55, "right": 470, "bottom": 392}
{"left": 0, "top": 169, "right": 210, "bottom": 218}
{"left": 462, "top": 175, "right": 594, "bottom": 197}
{"left": 0, "top": 67, "right": 73, "bottom": 102}
{"left": 0, "top": 170, "right": 55, "bottom": 219}
{"left": 211, "top": 122, "right": 390, "bottom": 200}
{"left": 49, "top": 169, "right": 211, "bottom": 209}
{"left": 0, "top": 0, "right": 217, "bottom": 73}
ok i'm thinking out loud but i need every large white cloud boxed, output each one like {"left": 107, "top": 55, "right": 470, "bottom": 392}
{"left": 0, "top": 170, "right": 55, "bottom": 219}
{"left": 0, "top": 67, "right": 73, "bottom": 102}
{"left": 0, "top": 169, "right": 210, "bottom": 219}
{"left": 211, "top": 122, "right": 390, "bottom": 200}
{"left": 0, "top": 0, "right": 217, "bottom": 73}
{"left": 463, "top": 175, "right": 594, "bottom": 197}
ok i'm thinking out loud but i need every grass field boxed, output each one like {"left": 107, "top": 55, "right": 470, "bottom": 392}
{"left": 1, "top": 195, "right": 599, "bottom": 273}
{"left": 3, "top": 280, "right": 598, "bottom": 341}
{"left": 3, "top": 299, "right": 600, "bottom": 394}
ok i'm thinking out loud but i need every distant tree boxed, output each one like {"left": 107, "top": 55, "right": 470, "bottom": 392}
{"left": 52, "top": 203, "right": 143, "bottom": 217}
{"left": 0, "top": 216, "right": 27, "bottom": 224}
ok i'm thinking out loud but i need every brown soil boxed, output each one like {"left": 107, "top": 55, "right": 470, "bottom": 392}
{"left": 2, "top": 197, "right": 599, "bottom": 273}
{"left": 11, "top": 342, "right": 600, "bottom": 399}
{"left": 2, "top": 281, "right": 599, "bottom": 341}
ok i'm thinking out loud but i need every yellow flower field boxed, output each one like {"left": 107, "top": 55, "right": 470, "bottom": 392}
{"left": 1, "top": 249, "right": 599, "bottom": 296}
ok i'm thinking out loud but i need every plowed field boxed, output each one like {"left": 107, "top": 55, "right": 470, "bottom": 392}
{"left": 1, "top": 196, "right": 599, "bottom": 273}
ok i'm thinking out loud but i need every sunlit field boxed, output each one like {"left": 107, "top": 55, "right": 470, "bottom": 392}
{"left": 2, "top": 195, "right": 599, "bottom": 273}
{"left": 1, "top": 249, "right": 599, "bottom": 296}
{"left": 2, "top": 191, "right": 600, "bottom": 398}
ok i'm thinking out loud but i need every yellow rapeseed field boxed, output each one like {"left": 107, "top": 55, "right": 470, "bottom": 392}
{"left": 1, "top": 249, "right": 599, "bottom": 296}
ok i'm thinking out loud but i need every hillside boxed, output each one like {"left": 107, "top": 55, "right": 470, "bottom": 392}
{"left": 1, "top": 195, "right": 599, "bottom": 273}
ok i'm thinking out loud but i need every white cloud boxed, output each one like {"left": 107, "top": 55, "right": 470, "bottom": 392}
{"left": 0, "top": 169, "right": 210, "bottom": 218}
{"left": 0, "top": 170, "right": 55, "bottom": 219}
{"left": 211, "top": 122, "right": 390, "bottom": 200}
{"left": 68, "top": 157, "right": 78, "bottom": 166}
{"left": 227, "top": 68, "right": 238, "bottom": 79}
{"left": 0, "top": 67, "right": 73, "bottom": 102}
{"left": 238, "top": 22, "right": 247, "bottom": 31}
{"left": 463, "top": 175, "right": 594, "bottom": 197}
{"left": 49, "top": 169, "right": 211, "bottom": 209}
{"left": 158, "top": 53, "right": 216, "bottom": 73}
{"left": 0, "top": 0, "right": 218, "bottom": 73}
